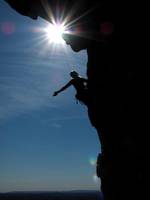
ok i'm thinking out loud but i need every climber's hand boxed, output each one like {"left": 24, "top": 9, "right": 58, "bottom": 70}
{"left": 53, "top": 91, "right": 58, "bottom": 96}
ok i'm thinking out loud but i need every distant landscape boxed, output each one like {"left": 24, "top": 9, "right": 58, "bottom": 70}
{"left": 0, "top": 191, "right": 102, "bottom": 200}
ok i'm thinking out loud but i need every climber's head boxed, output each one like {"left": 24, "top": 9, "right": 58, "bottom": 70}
{"left": 70, "top": 71, "right": 79, "bottom": 78}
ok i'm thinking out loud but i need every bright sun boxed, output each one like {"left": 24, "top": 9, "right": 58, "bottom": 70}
{"left": 45, "top": 23, "right": 66, "bottom": 44}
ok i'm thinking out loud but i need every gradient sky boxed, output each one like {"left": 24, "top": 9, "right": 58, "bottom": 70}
{"left": 0, "top": 1, "right": 101, "bottom": 192}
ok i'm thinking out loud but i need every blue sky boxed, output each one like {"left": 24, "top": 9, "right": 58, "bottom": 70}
{"left": 0, "top": 1, "right": 100, "bottom": 192}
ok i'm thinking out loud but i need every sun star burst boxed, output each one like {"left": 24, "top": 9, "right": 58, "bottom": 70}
{"left": 45, "top": 23, "right": 66, "bottom": 44}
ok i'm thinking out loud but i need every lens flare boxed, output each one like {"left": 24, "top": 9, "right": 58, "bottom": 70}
{"left": 89, "top": 157, "right": 96, "bottom": 166}
{"left": 93, "top": 174, "right": 99, "bottom": 183}
{"left": 1, "top": 22, "right": 15, "bottom": 35}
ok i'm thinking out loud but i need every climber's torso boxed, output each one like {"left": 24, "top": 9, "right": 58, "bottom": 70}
{"left": 71, "top": 77, "right": 87, "bottom": 93}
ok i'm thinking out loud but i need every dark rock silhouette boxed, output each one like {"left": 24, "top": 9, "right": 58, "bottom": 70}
{"left": 5, "top": 1, "right": 145, "bottom": 200}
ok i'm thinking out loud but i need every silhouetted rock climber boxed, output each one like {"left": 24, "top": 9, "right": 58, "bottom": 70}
{"left": 53, "top": 71, "right": 88, "bottom": 105}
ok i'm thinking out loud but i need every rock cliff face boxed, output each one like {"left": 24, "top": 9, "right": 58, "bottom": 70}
{"left": 5, "top": 1, "right": 145, "bottom": 199}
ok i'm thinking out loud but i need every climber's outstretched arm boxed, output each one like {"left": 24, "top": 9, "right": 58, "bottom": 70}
{"left": 53, "top": 80, "right": 72, "bottom": 96}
